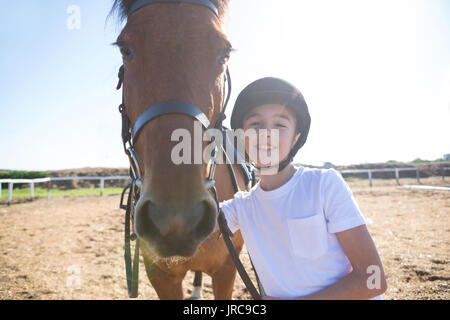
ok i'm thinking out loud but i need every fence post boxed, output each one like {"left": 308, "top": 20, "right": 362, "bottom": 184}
{"left": 395, "top": 168, "right": 400, "bottom": 185}
{"left": 100, "top": 178, "right": 104, "bottom": 196}
{"left": 30, "top": 182, "right": 34, "bottom": 200}
{"left": 0, "top": 182, "right": 2, "bottom": 198}
{"left": 368, "top": 170, "right": 372, "bottom": 187}
{"left": 47, "top": 181, "right": 51, "bottom": 200}
{"left": 8, "top": 182, "right": 13, "bottom": 205}
{"left": 416, "top": 168, "right": 421, "bottom": 184}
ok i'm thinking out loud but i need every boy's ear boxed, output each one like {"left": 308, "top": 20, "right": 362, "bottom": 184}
{"left": 292, "top": 132, "right": 301, "bottom": 147}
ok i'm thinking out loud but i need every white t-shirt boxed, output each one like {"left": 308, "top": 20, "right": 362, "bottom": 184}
{"left": 220, "top": 166, "right": 381, "bottom": 299}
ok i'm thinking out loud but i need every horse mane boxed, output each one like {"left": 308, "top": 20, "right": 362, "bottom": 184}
{"left": 110, "top": 0, "right": 230, "bottom": 23}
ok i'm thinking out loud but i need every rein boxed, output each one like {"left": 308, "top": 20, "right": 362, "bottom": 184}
{"left": 116, "top": 0, "right": 263, "bottom": 300}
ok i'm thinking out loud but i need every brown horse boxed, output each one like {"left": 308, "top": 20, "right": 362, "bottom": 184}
{"left": 110, "top": 0, "right": 248, "bottom": 299}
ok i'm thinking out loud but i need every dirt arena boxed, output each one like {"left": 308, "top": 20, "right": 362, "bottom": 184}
{"left": 0, "top": 177, "right": 449, "bottom": 300}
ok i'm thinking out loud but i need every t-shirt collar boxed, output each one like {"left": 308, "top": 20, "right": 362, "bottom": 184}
{"left": 254, "top": 166, "right": 304, "bottom": 199}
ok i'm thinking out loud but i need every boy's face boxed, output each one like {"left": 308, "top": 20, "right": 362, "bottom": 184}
{"left": 242, "top": 104, "right": 301, "bottom": 169}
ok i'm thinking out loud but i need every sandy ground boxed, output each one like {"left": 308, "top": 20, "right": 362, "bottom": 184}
{"left": 0, "top": 177, "right": 448, "bottom": 300}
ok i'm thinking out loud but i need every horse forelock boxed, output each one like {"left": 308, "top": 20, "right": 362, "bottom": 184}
{"left": 110, "top": 0, "right": 230, "bottom": 23}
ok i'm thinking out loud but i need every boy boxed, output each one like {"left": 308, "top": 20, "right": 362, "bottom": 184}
{"left": 220, "top": 77, "right": 387, "bottom": 300}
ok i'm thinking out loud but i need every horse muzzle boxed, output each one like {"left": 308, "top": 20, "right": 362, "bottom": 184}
{"left": 134, "top": 192, "right": 217, "bottom": 257}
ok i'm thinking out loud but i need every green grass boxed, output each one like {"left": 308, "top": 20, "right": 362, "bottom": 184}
{"left": 0, "top": 187, "right": 124, "bottom": 201}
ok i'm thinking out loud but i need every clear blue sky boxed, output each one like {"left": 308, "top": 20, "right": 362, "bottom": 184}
{"left": 1, "top": 0, "right": 449, "bottom": 171}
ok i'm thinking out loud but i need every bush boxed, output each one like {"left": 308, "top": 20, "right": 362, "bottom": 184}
{"left": 0, "top": 170, "right": 47, "bottom": 180}
{"left": 412, "top": 158, "right": 430, "bottom": 163}
{"left": 0, "top": 171, "right": 48, "bottom": 189}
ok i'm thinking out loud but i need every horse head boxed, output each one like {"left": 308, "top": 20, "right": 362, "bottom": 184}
{"left": 113, "top": 0, "right": 231, "bottom": 258}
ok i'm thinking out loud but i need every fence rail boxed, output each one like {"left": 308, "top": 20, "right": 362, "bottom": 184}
{"left": 1, "top": 167, "right": 449, "bottom": 204}
{"left": 340, "top": 167, "right": 450, "bottom": 186}
{"left": 0, "top": 176, "right": 130, "bottom": 204}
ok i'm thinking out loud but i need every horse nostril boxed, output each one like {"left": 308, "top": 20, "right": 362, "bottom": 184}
{"left": 134, "top": 199, "right": 162, "bottom": 241}
{"left": 192, "top": 200, "right": 217, "bottom": 241}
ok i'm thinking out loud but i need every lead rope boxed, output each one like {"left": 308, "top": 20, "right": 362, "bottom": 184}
{"left": 118, "top": 66, "right": 140, "bottom": 298}
{"left": 215, "top": 128, "right": 263, "bottom": 300}
{"left": 120, "top": 182, "right": 140, "bottom": 298}
{"left": 211, "top": 186, "right": 261, "bottom": 300}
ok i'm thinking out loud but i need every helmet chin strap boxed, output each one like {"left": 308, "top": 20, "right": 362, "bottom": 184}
{"left": 252, "top": 154, "right": 293, "bottom": 174}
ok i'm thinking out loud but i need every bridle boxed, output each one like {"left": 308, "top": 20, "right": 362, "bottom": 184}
{"left": 116, "top": 0, "right": 263, "bottom": 300}
{"left": 117, "top": 69, "right": 230, "bottom": 196}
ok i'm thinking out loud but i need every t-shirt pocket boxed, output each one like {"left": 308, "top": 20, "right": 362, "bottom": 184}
{"left": 287, "top": 213, "right": 329, "bottom": 260}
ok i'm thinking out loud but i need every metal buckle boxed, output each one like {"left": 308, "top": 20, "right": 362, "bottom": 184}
{"left": 205, "top": 146, "right": 218, "bottom": 180}
{"left": 120, "top": 183, "right": 132, "bottom": 210}
{"left": 127, "top": 147, "right": 142, "bottom": 180}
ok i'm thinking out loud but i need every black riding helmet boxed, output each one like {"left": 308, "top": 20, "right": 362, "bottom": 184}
{"left": 230, "top": 77, "right": 311, "bottom": 172}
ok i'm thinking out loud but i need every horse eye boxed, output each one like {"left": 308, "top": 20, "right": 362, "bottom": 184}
{"left": 119, "top": 45, "right": 135, "bottom": 60}
{"left": 217, "top": 47, "right": 231, "bottom": 65}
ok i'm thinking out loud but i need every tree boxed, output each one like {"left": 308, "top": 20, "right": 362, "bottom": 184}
{"left": 323, "top": 162, "right": 336, "bottom": 169}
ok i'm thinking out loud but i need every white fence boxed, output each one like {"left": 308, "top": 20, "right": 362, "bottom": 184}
{"left": 1, "top": 167, "right": 449, "bottom": 204}
{"left": 340, "top": 167, "right": 450, "bottom": 186}
{"left": 341, "top": 167, "right": 416, "bottom": 187}
{"left": 0, "top": 176, "right": 130, "bottom": 205}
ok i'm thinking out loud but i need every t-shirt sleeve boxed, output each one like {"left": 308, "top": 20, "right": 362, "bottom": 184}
{"left": 219, "top": 196, "right": 241, "bottom": 234}
{"left": 321, "top": 169, "right": 366, "bottom": 233}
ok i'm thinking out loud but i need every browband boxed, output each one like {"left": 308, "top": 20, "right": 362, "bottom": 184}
{"left": 132, "top": 101, "right": 211, "bottom": 142}
{"left": 129, "top": 0, "right": 219, "bottom": 17}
